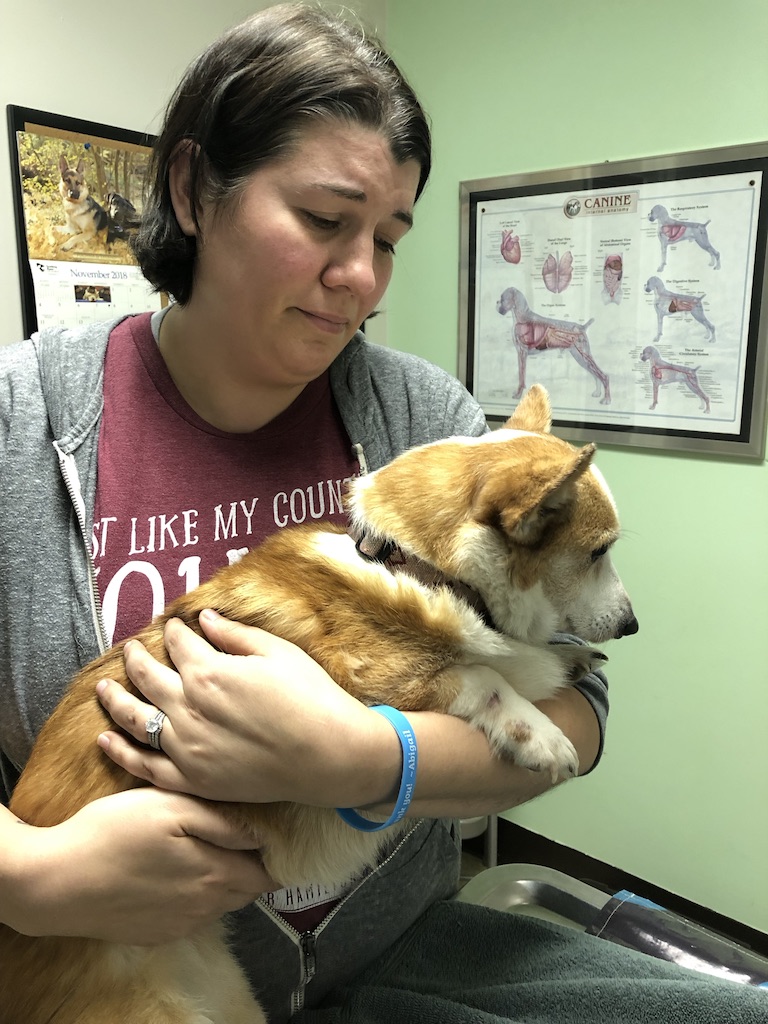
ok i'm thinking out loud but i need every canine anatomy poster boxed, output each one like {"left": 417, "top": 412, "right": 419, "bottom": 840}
{"left": 460, "top": 143, "right": 768, "bottom": 458}
{"left": 7, "top": 106, "right": 164, "bottom": 335}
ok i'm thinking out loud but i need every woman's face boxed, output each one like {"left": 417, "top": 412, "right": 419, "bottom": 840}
{"left": 178, "top": 121, "right": 421, "bottom": 388}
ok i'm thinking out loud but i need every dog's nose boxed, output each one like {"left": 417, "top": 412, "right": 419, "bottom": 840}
{"left": 617, "top": 613, "right": 639, "bottom": 637}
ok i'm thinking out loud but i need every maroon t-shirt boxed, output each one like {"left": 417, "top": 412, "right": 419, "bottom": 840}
{"left": 94, "top": 312, "right": 360, "bottom": 932}
{"left": 94, "top": 313, "right": 358, "bottom": 644}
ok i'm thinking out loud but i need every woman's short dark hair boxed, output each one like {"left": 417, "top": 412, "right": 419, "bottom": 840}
{"left": 133, "top": 2, "right": 431, "bottom": 304}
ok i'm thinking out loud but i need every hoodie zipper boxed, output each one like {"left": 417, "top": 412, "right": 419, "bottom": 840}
{"left": 351, "top": 441, "right": 369, "bottom": 476}
{"left": 53, "top": 440, "right": 108, "bottom": 655}
{"left": 252, "top": 913, "right": 316, "bottom": 1016}
{"left": 294, "top": 932, "right": 317, "bottom": 1013}
{"left": 258, "top": 819, "right": 423, "bottom": 1014}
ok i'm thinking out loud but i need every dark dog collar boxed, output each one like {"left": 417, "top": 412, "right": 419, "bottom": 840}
{"left": 352, "top": 530, "right": 495, "bottom": 628}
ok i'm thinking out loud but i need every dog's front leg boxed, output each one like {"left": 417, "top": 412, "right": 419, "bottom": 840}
{"left": 445, "top": 664, "right": 580, "bottom": 782}
{"left": 657, "top": 237, "right": 668, "bottom": 273}
{"left": 61, "top": 232, "right": 89, "bottom": 252}
{"left": 513, "top": 333, "right": 527, "bottom": 399}
{"left": 499, "top": 642, "right": 607, "bottom": 699}
{"left": 650, "top": 375, "right": 660, "bottom": 410}
{"left": 653, "top": 306, "right": 664, "bottom": 343}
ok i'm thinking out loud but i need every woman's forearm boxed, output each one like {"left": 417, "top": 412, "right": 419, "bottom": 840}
{"left": 0, "top": 801, "right": 38, "bottom": 932}
{"left": 365, "top": 688, "right": 601, "bottom": 819}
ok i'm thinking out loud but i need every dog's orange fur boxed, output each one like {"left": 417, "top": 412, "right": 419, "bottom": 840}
{"left": 0, "top": 386, "right": 630, "bottom": 1023}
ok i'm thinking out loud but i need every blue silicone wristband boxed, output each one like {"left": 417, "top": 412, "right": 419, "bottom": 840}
{"left": 336, "top": 705, "right": 417, "bottom": 832}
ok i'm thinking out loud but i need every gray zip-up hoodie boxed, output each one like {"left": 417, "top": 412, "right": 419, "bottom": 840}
{"left": 0, "top": 318, "right": 607, "bottom": 1021}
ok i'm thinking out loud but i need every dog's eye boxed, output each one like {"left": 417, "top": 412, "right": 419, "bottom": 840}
{"left": 591, "top": 544, "right": 610, "bottom": 563}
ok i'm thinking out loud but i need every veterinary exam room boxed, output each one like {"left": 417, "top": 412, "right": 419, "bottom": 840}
{"left": 1, "top": 0, "right": 767, "bottom": 1021}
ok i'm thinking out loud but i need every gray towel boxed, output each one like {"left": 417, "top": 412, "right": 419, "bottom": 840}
{"left": 296, "top": 901, "right": 768, "bottom": 1023}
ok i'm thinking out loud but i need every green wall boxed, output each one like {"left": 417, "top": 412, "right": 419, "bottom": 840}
{"left": 385, "top": 0, "right": 768, "bottom": 933}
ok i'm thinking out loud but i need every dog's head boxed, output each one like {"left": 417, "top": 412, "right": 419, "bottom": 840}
{"left": 648, "top": 204, "right": 666, "bottom": 224}
{"left": 59, "top": 155, "right": 87, "bottom": 201}
{"left": 497, "top": 287, "right": 523, "bottom": 317}
{"left": 106, "top": 192, "right": 140, "bottom": 227}
{"left": 348, "top": 385, "right": 637, "bottom": 646}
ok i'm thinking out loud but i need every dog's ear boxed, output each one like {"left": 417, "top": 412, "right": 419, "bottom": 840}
{"left": 59, "top": 154, "right": 68, "bottom": 174}
{"left": 505, "top": 384, "right": 552, "bottom": 434}
{"left": 475, "top": 441, "right": 596, "bottom": 546}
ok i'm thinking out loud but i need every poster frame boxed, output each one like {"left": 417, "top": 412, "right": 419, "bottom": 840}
{"left": 459, "top": 142, "right": 768, "bottom": 459}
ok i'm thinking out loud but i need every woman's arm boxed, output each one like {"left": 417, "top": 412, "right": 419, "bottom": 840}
{"left": 380, "top": 687, "right": 600, "bottom": 818}
{"left": 0, "top": 788, "right": 274, "bottom": 943}
{"left": 96, "top": 611, "right": 603, "bottom": 819}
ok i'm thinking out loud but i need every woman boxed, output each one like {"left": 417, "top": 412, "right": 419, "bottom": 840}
{"left": 1, "top": 5, "right": 764, "bottom": 1023}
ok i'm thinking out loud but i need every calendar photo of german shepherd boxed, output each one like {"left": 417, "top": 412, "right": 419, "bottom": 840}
{"left": 8, "top": 105, "right": 153, "bottom": 265}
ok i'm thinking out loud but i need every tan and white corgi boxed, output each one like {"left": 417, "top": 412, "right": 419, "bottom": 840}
{"left": 0, "top": 385, "right": 637, "bottom": 1024}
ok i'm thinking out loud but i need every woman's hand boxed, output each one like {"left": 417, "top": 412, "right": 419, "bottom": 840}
{"left": 1, "top": 788, "right": 274, "bottom": 944}
{"left": 96, "top": 610, "right": 401, "bottom": 808}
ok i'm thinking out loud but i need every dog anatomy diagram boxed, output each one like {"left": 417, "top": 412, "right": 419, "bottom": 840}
{"left": 640, "top": 345, "right": 710, "bottom": 413}
{"left": 644, "top": 277, "right": 716, "bottom": 344}
{"left": 469, "top": 163, "right": 764, "bottom": 438}
{"left": 648, "top": 204, "right": 721, "bottom": 271}
{"left": 497, "top": 287, "right": 610, "bottom": 404}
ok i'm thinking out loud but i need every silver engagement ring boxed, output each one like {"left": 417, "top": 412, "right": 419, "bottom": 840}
{"left": 145, "top": 709, "right": 167, "bottom": 750}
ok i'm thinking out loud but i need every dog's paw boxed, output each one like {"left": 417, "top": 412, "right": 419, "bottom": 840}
{"left": 499, "top": 717, "right": 579, "bottom": 783}
{"left": 552, "top": 644, "right": 607, "bottom": 684}
{"left": 446, "top": 664, "right": 580, "bottom": 783}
